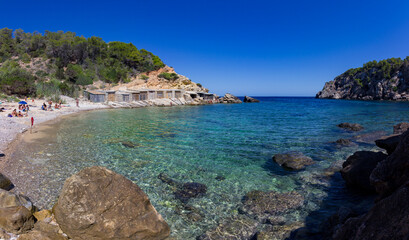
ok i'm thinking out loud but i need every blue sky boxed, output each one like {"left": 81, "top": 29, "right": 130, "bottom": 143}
{"left": 1, "top": 0, "right": 409, "bottom": 96}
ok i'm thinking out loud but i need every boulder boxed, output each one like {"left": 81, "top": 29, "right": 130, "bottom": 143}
{"left": 337, "top": 123, "right": 363, "bottom": 132}
{"left": 371, "top": 130, "right": 409, "bottom": 198}
{"left": 393, "top": 122, "right": 409, "bottom": 134}
{"left": 197, "top": 215, "right": 259, "bottom": 240}
{"left": 19, "top": 221, "right": 68, "bottom": 240}
{"left": 375, "top": 134, "right": 400, "bottom": 155}
{"left": 219, "top": 93, "right": 242, "bottom": 104}
{"left": 54, "top": 166, "right": 170, "bottom": 240}
{"left": 240, "top": 190, "right": 304, "bottom": 222}
{"left": 375, "top": 134, "right": 400, "bottom": 153}
{"left": 0, "top": 189, "right": 33, "bottom": 212}
{"left": 0, "top": 190, "right": 35, "bottom": 233}
{"left": 0, "top": 173, "right": 11, "bottom": 190}
{"left": 340, "top": 151, "right": 387, "bottom": 192}
{"left": 333, "top": 181, "right": 409, "bottom": 240}
{"left": 0, "top": 206, "right": 34, "bottom": 234}
{"left": 243, "top": 96, "right": 260, "bottom": 103}
{"left": 273, "top": 152, "right": 315, "bottom": 170}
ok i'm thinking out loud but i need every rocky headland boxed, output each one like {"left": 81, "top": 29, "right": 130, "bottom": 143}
{"left": 316, "top": 57, "right": 409, "bottom": 100}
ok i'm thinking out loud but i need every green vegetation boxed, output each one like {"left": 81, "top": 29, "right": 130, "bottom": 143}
{"left": 344, "top": 57, "right": 409, "bottom": 88}
{"left": 0, "top": 28, "right": 165, "bottom": 97}
{"left": 196, "top": 83, "right": 202, "bottom": 87}
{"left": 158, "top": 72, "right": 179, "bottom": 81}
{"left": 140, "top": 74, "right": 149, "bottom": 80}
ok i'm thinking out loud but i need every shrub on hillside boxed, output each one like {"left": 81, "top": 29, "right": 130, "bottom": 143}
{"left": 0, "top": 60, "right": 35, "bottom": 96}
{"left": 158, "top": 72, "right": 179, "bottom": 81}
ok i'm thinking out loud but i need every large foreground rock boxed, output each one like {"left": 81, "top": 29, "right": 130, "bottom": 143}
{"left": 371, "top": 130, "right": 409, "bottom": 198}
{"left": 333, "top": 181, "right": 409, "bottom": 240}
{"left": 243, "top": 96, "right": 260, "bottom": 103}
{"left": 340, "top": 151, "right": 387, "bottom": 192}
{"left": 375, "top": 134, "right": 400, "bottom": 155}
{"left": 337, "top": 123, "right": 363, "bottom": 132}
{"left": 0, "top": 189, "right": 34, "bottom": 234}
{"left": 54, "top": 166, "right": 170, "bottom": 240}
{"left": 219, "top": 93, "right": 242, "bottom": 103}
{"left": 273, "top": 152, "right": 315, "bottom": 170}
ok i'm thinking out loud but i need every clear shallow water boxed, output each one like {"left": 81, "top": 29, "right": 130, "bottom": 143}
{"left": 7, "top": 97, "right": 409, "bottom": 239}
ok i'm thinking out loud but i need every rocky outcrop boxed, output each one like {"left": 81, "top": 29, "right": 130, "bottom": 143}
{"left": 272, "top": 152, "right": 315, "bottom": 170}
{"left": 334, "top": 129, "right": 409, "bottom": 239}
{"left": 239, "top": 190, "right": 304, "bottom": 223}
{"left": 370, "top": 130, "right": 409, "bottom": 198}
{"left": 0, "top": 173, "right": 11, "bottom": 190}
{"left": 316, "top": 57, "right": 409, "bottom": 101}
{"left": 54, "top": 166, "right": 170, "bottom": 240}
{"left": 219, "top": 93, "right": 242, "bottom": 104}
{"left": 333, "top": 182, "right": 409, "bottom": 240}
{"left": 375, "top": 134, "right": 400, "bottom": 155}
{"left": 0, "top": 189, "right": 34, "bottom": 234}
{"left": 243, "top": 96, "right": 260, "bottom": 103}
{"left": 337, "top": 123, "right": 363, "bottom": 132}
{"left": 340, "top": 151, "right": 387, "bottom": 192}
{"left": 393, "top": 122, "right": 409, "bottom": 134}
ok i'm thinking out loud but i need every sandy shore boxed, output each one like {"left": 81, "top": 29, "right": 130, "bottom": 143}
{"left": 0, "top": 96, "right": 109, "bottom": 155}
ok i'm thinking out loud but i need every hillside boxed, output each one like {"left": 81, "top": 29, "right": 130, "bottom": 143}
{"left": 0, "top": 28, "right": 206, "bottom": 100}
{"left": 316, "top": 57, "right": 409, "bottom": 100}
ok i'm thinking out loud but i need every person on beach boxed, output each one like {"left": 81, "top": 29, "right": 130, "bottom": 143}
{"left": 48, "top": 101, "right": 52, "bottom": 111}
{"left": 42, "top": 103, "right": 47, "bottom": 111}
{"left": 76, "top": 98, "right": 79, "bottom": 107}
{"left": 12, "top": 109, "right": 17, "bottom": 117}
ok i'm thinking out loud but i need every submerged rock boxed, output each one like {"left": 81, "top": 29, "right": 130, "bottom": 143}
{"left": 197, "top": 215, "right": 259, "bottom": 240}
{"left": 120, "top": 141, "right": 138, "bottom": 148}
{"left": 219, "top": 93, "right": 242, "bottom": 104}
{"left": 273, "top": 152, "right": 315, "bottom": 170}
{"left": 337, "top": 123, "right": 364, "bottom": 132}
{"left": 240, "top": 190, "right": 304, "bottom": 222}
{"left": 175, "top": 182, "right": 207, "bottom": 203}
{"left": 375, "top": 134, "right": 400, "bottom": 155}
{"left": 243, "top": 96, "right": 260, "bottom": 103}
{"left": 158, "top": 172, "right": 207, "bottom": 203}
{"left": 393, "top": 122, "right": 409, "bottom": 134}
{"left": 352, "top": 131, "right": 387, "bottom": 144}
{"left": 340, "top": 151, "right": 387, "bottom": 192}
{"left": 0, "top": 173, "right": 12, "bottom": 190}
{"left": 54, "top": 166, "right": 170, "bottom": 240}
{"left": 335, "top": 138, "right": 352, "bottom": 146}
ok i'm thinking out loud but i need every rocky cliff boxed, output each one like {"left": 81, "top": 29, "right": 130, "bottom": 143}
{"left": 316, "top": 57, "right": 409, "bottom": 100}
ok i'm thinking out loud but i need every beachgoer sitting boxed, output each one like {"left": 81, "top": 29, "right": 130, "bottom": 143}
{"left": 55, "top": 103, "right": 59, "bottom": 109}
{"left": 12, "top": 109, "right": 17, "bottom": 117}
{"left": 18, "top": 111, "right": 23, "bottom": 117}
{"left": 42, "top": 103, "right": 47, "bottom": 111}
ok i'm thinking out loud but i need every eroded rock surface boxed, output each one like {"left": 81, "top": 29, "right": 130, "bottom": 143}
{"left": 243, "top": 96, "right": 260, "bottom": 103}
{"left": 54, "top": 166, "right": 170, "bottom": 240}
{"left": 219, "top": 93, "right": 242, "bottom": 103}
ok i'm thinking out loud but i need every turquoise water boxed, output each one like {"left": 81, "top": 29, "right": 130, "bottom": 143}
{"left": 8, "top": 97, "right": 409, "bottom": 239}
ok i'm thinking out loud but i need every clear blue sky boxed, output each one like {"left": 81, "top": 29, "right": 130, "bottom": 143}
{"left": 1, "top": 0, "right": 409, "bottom": 96}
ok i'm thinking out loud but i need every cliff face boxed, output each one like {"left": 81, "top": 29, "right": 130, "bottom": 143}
{"left": 316, "top": 57, "right": 409, "bottom": 100}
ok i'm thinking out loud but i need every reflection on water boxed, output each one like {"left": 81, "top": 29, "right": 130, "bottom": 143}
{"left": 6, "top": 97, "right": 409, "bottom": 239}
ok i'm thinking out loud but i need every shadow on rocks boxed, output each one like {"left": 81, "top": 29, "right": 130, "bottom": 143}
{"left": 287, "top": 171, "right": 376, "bottom": 240}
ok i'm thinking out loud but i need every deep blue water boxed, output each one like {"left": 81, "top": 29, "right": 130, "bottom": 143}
{"left": 9, "top": 97, "right": 409, "bottom": 239}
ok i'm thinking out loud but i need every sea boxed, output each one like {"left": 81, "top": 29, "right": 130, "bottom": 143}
{"left": 6, "top": 97, "right": 409, "bottom": 239}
